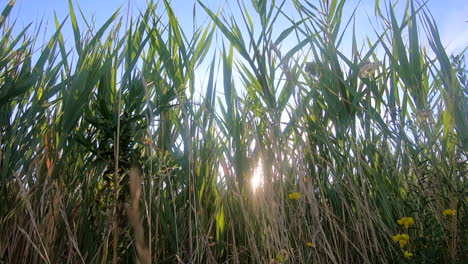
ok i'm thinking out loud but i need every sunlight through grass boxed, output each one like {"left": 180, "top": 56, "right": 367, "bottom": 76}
{"left": 251, "top": 160, "right": 264, "bottom": 192}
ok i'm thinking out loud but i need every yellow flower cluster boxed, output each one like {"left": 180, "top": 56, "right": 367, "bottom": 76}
{"left": 276, "top": 253, "right": 285, "bottom": 263}
{"left": 404, "top": 251, "right": 414, "bottom": 259}
{"left": 288, "top": 192, "right": 301, "bottom": 200}
{"left": 442, "top": 209, "right": 456, "bottom": 216}
{"left": 306, "top": 242, "right": 315, "bottom": 248}
{"left": 392, "top": 234, "right": 410, "bottom": 248}
{"left": 274, "top": 249, "right": 288, "bottom": 263}
{"left": 397, "top": 217, "right": 415, "bottom": 228}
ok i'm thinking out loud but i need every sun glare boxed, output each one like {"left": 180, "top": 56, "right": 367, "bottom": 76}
{"left": 251, "top": 161, "right": 264, "bottom": 192}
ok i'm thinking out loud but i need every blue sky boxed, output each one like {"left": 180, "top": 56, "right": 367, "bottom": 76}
{"left": 4, "top": 0, "right": 468, "bottom": 93}
{"left": 8, "top": 0, "right": 468, "bottom": 55}
{"left": 3, "top": 0, "right": 466, "bottom": 160}
{"left": 3, "top": 0, "right": 467, "bottom": 131}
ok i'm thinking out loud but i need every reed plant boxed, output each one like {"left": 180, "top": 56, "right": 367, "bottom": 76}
{"left": 0, "top": 0, "right": 466, "bottom": 263}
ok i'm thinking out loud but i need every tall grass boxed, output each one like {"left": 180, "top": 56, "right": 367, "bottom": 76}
{"left": 0, "top": 0, "right": 467, "bottom": 263}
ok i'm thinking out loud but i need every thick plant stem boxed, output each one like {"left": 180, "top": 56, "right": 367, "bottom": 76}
{"left": 113, "top": 130, "right": 120, "bottom": 264}
{"left": 128, "top": 167, "right": 151, "bottom": 264}
{"left": 113, "top": 91, "right": 122, "bottom": 263}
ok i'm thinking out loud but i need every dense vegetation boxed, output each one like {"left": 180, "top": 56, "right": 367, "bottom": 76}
{"left": 0, "top": 0, "right": 467, "bottom": 263}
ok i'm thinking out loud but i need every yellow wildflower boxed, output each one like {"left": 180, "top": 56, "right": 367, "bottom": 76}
{"left": 288, "top": 192, "right": 301, "bottom": 200}
{"left": 442, "top": 209, "right": 456, "bottom": 216}
{"left": 397, "top": 217, "right": 415, "bottom": 228}
{"left": 275, "top": 249, "right": 288, "bottom": 263}
{"left": 404, "top": 251, "right": 414, "bottom": 259}
{"left": 276, "top": 253, "right": 284, "bottom": 263}
{"left": 393, "top": 233, "right": 410, "bottom": 248}
{"left": 399, "top": 239, "right": 408, "bottom": 248}
{"left": 306, "top": 242, "right": 316, "bottom": 248}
